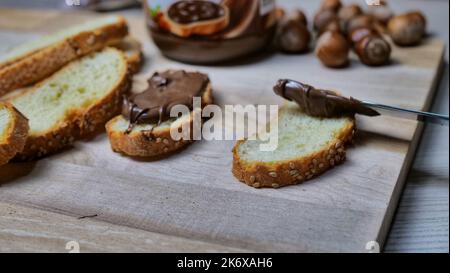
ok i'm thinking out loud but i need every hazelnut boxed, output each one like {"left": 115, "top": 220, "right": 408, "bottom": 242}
{"left": 349, "top": 27, "right": 391, "bottom": 66}
{"left": 315, "top": 30, "right": 350, "bottom": 68}
{"left": 348, "top": 27, "right": 379, "bottom": 45}
{"left": 278, "top": 10, "right": 311, "bottom": 53}
{"left": 367, "top": 0, "right": 394, "bottom": 25}
{"left": 346, "top": 15, "right": 375, "bottom": 35}
{"left": 278, "top": 18, "right": 311, "bottom": 53}
{"left": 289, "top": 9, "right": 309, "bottom": 27}
{"left": 318, "top": 18, "right": 341, "bottom": 36}
{"left": 338, "top": 4, "right": 363, "bottom": 25}
{"left": 355, "top": 35, "right": 391, "bottom": 66}
{"left": 348, "top": 27, "right": 392, "bottom": 66}
{"left": 388, "top": 11, "right": 427, "bottom": 46}
{"left": 314, "top": 9, "right": 338, "bottom": 32}
{"left": 319, "top": 0, "right": 342, "bottom": 13}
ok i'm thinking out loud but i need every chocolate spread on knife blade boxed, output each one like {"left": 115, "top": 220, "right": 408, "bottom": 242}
{"left": 122, "top": 70, "right": 209, "bottom": 133}
{"left": 274, "top": 79, "right": 380, "bottom": 117}
{"left": 168, "top": 1, "right": 225, "bottom": 24}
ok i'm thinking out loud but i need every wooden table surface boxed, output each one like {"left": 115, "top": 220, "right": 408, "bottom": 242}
{"left": 0, "top": 0, "right": 448, "bottom": 253}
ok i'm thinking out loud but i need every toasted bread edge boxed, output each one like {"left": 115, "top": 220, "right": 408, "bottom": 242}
{"left": 0, "top": 16, "right": 128, "bottom": 96}
{"left": 12, "top": 48, "right": 131, "bottom": 161}
{"left": 106, "top": 84, "right": 213, "bottom": 158}
{"left": 232, "top": 116, "right": 356, "bottom": 189}
{"left": 0, "top": 102, "right": 29, "bottom": 165}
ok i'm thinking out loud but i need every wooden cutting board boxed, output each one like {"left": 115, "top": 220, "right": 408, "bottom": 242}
{"left": 0, "top": 8, "right": 445, "bottom": 253}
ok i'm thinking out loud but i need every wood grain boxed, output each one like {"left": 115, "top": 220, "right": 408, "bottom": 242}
{"left": 0, "top": 1, "right": 447, "bottom": 253}
{"left": 0, "top": 202, "right": 247, "bottom": 253}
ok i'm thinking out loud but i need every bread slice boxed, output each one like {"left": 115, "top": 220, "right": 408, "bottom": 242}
{"left": 232, "top": 102, "right": 356, "bottom": 189}
{"left": 0, "top": 16, "right": 128, "bottom": 96}
{"left": 6, "top": 47, "right": 130, "bottom": 161}
{"left": 106, "top": 84, "right": 213, "bottom": 158}
{"left": 111, "top": 37, "right": 143, "bottom": 74}
{"left": 0, "top": 102, "right": 29, "bottom": 165}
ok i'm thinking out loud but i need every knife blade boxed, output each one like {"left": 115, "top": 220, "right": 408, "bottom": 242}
{"left": 361, "top": 101, "right": 449, "bottom": 126}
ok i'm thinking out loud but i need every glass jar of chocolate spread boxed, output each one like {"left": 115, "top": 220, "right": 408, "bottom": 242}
{"left": 143, "top": 0, "right": 277, "bottom": 64}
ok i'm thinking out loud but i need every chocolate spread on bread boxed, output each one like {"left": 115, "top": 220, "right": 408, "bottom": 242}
{"left": 274, "top": 79, "right": 380, "bottom": 117}
{"left": 122, "top": 70, "right": 209, "bottom": 133}
{"left": 168, "top": 1, "right": 225, "bottom": 24}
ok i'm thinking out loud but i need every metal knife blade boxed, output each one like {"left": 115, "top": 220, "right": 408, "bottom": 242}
{"left": 361, "top": 101, "right": 449, "bottom": 126}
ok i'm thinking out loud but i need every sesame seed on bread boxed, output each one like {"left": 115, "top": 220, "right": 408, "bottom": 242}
{"left": 0, "top": 16, "right": 128, "bottom": 96}
{"left": 6, "top": 47, "right": 130, "bottom": 161}
{"left": 106, "top": 84, "right": 213, "bottom": 158}
{"left": 232, "top": 102, "right": 356, "bottom": 188}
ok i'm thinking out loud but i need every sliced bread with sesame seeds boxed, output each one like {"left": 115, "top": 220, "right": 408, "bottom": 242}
{"left": 106, "top": 83, "right": 213, "bottom": 158}
{"left": 0, "top": 15, "right": 128, "bottom": 96}
{"left": 232, "top": 101, "right": 356, "bottom": 189}
{"left": 5, "top": 47, "right": 130, "bottom": 161}
{"left": 0, "top": 102, "right": 29, "bottom": 166}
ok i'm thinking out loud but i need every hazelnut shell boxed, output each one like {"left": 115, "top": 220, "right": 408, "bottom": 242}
{"left": 315, "top": 30, "right": 350, "bottom": 68}
{"left": 288, "top": 9, "right": 308, "bottom": 27}
{"left": 367, "top": 2, "right": 394, "bottom": 25}
{"left": 355, "top": 35, "right": 391, "bottom": 66}
{"left": 348, "top": 27, "right": 379, "bottom": 45}
{"left": 388, "top": 11, "right": 426, "bottom": 46}
{"left": 338, "top": 4, "right": 363, "bottom": 24}
{"left": 278, "top": 20, "right": 311, "bottom": 53}
{"left": 314, "top": 9, "right": 338, "bottom": 32}
{"left": 319, "top": 0, "right": 342, "bottom": 13}
{"left": 346, "top": 15, "right": 375, "bottom": 34}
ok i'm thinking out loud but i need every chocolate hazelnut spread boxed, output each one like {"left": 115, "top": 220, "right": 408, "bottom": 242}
{"left": 168, "top": 1, "right": 225, "bottom": 24}
{"left": 122, "top": 70, "right": 209, "bottom": 132}
{"left": 274, "top": 79, "right": 380, "bottom": 117}
{"left": 143, "top": 0, "right": 277, "bottom": 64}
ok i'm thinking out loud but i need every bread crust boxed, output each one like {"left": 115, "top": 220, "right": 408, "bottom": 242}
{"left": 106, "top": 115, "right": 195, "bottom": 158}
{"left": 11, "top": 48, "right": 131, "bottom": 161}
{"left": 0, "top": 102, "right": 29, "bottom": 165}
{"left": 0, "top": 16, "right": 128, "bottom": 96}
{"left": 106, "top": 85, "right": 213, "bottom": 158}
{"left": 232, "top": 116, "right": 356, "bottom": 189}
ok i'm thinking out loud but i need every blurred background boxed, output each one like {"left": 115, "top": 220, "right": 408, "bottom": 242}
{"left": 0, "top": 0, "right": 141, "bottom": 10}
{"left": 0, "top": 0, "right": 448, "bottom": 253}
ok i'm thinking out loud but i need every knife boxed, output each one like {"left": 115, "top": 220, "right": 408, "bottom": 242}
{"left": 361, "top": 101, "right": 449, "bottom": 126}
{"left": 273, "top": 79, "right": 449, "bottom": 126}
